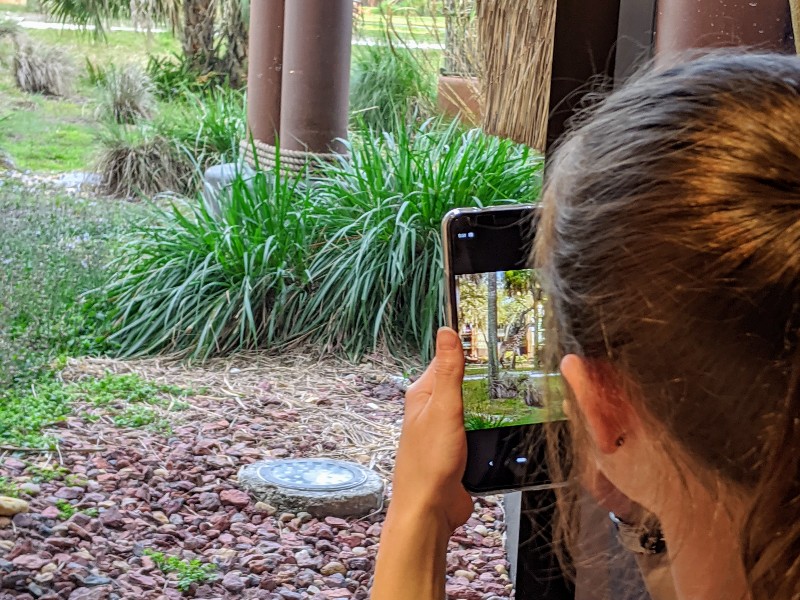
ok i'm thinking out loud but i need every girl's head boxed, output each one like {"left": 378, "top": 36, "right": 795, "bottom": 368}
{"left": 537, "top": 53, "right": 800, "bottom": 599}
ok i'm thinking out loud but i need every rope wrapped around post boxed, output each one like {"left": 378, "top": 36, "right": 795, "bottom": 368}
{"left": 241, "top": 140, "right": 348, "bottom": 175}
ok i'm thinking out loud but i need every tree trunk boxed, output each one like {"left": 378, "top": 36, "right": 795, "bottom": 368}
{"left": 182, "top": 0, "right": 218, "bottom": 74}
{"left": 219, "top": 0, "right": 249, "bottom": 87}
{"left": 487, "top": 272, "right": 500, "bottom": 399}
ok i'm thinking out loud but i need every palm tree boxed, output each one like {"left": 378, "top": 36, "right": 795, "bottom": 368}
{"left": 42, "top": 0, "right": 248, "bottom": 83}
{"left": 486, "top": 271, "right": 500, "bottom": 398}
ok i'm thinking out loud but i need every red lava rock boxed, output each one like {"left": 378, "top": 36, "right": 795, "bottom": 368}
{"left": 11, "top": 555, "right": 47, "bottom": 570}
{"left": 323, "top": 517, "right": 349, "bottom": 529}
{"left": 98, "top": 507, "right": 124, "bottom": 529}
{"left": 220, "top": 489, "right": 250, "bottom": 509}
{"left": 39, "top": 507, "right": 60, "bottom": 520}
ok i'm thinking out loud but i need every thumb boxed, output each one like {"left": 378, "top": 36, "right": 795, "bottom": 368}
{"left": 431, "top": 327, "right": 465, "bottom": 414}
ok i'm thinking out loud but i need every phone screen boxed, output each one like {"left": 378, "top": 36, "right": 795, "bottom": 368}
{"left": 444, "top": 205, "right": 567, "bottom": 494}
{"left": 454, "top": 269, "right": 565, "bottom": 431}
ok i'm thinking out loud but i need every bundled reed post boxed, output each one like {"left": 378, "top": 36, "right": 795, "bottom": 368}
{"left": 791, "top": 0, "right": 800, "bottom": 54}
{"left": 477, "top": 0, "right": 556, "bottom": 152}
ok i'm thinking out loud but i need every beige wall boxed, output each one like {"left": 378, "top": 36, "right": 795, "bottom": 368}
{"left": 0, "top": 0, "right": 27, "bottom": 6}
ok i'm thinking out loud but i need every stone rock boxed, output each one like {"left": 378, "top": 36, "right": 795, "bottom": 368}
{"left": 40, "top": 506, "right": 60, "bottom": 520}
{"left": 83, "top": 575, "right": 112, "bottom": 587}
{"left": 0, "top": 497, "right": 29, "bottom": 517}
{"left": 253, "top": 502, "right": 277, "bottom": 515}
{"left": 98, "top": 508, "right": 124, "bottom": 529}
{"left": 222, "top": 571, "right": 245, "bottom": 592}
{"left": 237, "top": 461, "right": 384, "bottom": 518}
{"left": 68, "top": 587, "right": 107, "bottom": 600}
{"left": 197, "top": 492, "right": 221, "bottom": 512}
{"left": 220, "top": 489, "right": 250, "bottom": 509}
{"left": 320, "top": 562, "right": 346, "bottom": 576}
{"left": 202, "top": 163, "right": 256, "bottom": 217}
{"left": 11, "top": 555, "right": 47, "bottom": 570}
{"left": 55, "top": 488, "right": 84, "bottom": 501}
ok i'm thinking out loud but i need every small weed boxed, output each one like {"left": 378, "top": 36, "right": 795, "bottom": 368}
{"left": 82, "top": 507, "right": 99, "bottom": 517}
{"left": 113, "top": 406, "right": 168, "bottom": 432}
{"left": 64, "top": 474, "right": 88, "bottom": 487}
{"left": 55, "top": 499, "right": 75, "bottom": 520}
{"left": 27, "top": 464, "right": 69, "bottom": 483}
{"left": 0, "top": 477, "right": 21, "bottom": 498}
{"left": 143, "top": 549, "right": 218, "bottom": 591}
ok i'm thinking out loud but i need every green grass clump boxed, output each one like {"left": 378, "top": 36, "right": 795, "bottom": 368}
{"left": 96, "top": 120, "right": 196, "bottom": 197}
{"left": 98, "top": 118, "right": 542, "bottom": 361}
{"left": 14, "top": 41, "right": 76, "bottom": 96}
{"left": 103, "top": 161, "right": 313, "bottom": 358}
{"left": 143, "top": 549, "right": 218, "bottom": 591}
{"left": 350, "top": 42, "right": 436, "bottom": 130}
{"left": 286, "top": 118, "right": 542, "bottom": 360}
{"left": 27, "top": 464, "right": 69, "bottom": 482}
{"left": 97, "top": 63, "right": 155, "bottom": 124}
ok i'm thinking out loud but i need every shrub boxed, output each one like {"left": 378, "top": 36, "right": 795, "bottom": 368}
{"left": 97, "top": 63, "right": 155, "bottom": 124}
{"left": 350, "top": 42, "right": 436, "bottom": 130}
{"left": 14, "top": 42, "right": 76, "bottom": 96}
{"left": 84, "top": 58, "right": 107, "bottom": 86}
{"left": 102, "top": 159, "right": 314, "bottom": 358}
{"left": 146, "top": 52, "right": 208, "bottom": 99}
{"left": 173, "top": 88, "right": 247, "bottom": 165}
{"left": 96, "top": 121, "right": 196, "bottom": 198}
{"left": 283, "top": 118, "right": 542, "bottom": 360}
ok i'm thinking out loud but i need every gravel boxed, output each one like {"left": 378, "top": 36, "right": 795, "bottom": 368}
{"left": 0, "top": 356, "right": 513, "bottom": 599}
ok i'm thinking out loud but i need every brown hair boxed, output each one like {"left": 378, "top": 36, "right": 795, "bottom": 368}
{"left": 536, "top": 52, "right": 800, "bottom": 599}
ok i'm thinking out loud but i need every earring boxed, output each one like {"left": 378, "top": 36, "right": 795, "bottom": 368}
{"left": 615, "top": 435, "right": 625, "bottom": 447}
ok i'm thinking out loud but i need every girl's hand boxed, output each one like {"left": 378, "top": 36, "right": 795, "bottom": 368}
{"left": 389, "top": 327, "right": 474, "bottom": 532}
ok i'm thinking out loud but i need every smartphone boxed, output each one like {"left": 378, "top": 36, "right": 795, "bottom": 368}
{"left": 442, "top": 205, "right": 566, "bottom": 494}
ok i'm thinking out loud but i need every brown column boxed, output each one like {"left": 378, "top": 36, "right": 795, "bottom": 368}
{"left": 656, "top": 0, "right": 792, "bottom": 57}
{"left": 246, "top": 0, "right": 285, "bottom": 146}
{"left": 280, "top": 0, "right": 353, "bottom": 154}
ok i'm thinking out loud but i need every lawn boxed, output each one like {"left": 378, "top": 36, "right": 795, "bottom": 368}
{"left": 462, "top": 373, "right": 565, "bottom": 429}
{"left": 0, "top": 25, "right": 178, "bottom": 171}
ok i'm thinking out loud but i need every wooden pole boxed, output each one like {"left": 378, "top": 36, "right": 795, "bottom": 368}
{"left": 246, "top": 0, "right": 285, "bottom": 146}
{"left": 655, "top": 0, "right": 793, "bottom": 57}
{"left": 279, "top": 0, "right": 353, "bottom": 154}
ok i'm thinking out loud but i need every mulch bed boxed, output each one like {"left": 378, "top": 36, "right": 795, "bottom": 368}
{"left": 0, "top": 353, "right": 512, "bottom": 599}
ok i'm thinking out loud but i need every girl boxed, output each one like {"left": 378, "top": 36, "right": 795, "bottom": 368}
{"left": 373, "top": 53, "right": 800, "bottom": 600}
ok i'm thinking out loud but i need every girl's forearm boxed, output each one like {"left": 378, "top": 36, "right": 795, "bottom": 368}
{"left": 371, "top": 503, "right": 451, "bottom": 600}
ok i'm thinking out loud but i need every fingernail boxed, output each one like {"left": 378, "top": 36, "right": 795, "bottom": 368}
{"left": 437, "top": 327, "right": 459, "bottom": 351}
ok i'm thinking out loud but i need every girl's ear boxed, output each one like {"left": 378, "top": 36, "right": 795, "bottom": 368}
{"left": 560, "top": 354, "right": 633, "bottom": 455}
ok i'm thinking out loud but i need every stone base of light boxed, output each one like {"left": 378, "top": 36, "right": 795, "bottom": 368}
{"left": 237, "top": 459, "right": 384, "bottom": 519}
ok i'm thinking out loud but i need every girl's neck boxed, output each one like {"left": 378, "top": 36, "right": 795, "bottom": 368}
{"left": 659, "top": 485, "right": 749, "bottom": 600}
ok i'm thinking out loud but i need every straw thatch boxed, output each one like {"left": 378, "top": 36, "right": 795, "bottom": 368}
{"left": 791, "top": 0, "right": 800, "bottom": 53}
{"left": 477, "top": 0, "right": 556, "bottom": 152}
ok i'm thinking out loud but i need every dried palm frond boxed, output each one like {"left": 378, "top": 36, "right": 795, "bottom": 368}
{"left": 477, "top": 0, "right": 556, "bottom": 152}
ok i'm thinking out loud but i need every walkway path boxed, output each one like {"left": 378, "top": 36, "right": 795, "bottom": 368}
{"left": 4, "top": 17, "right": 446, "bottom": 50}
